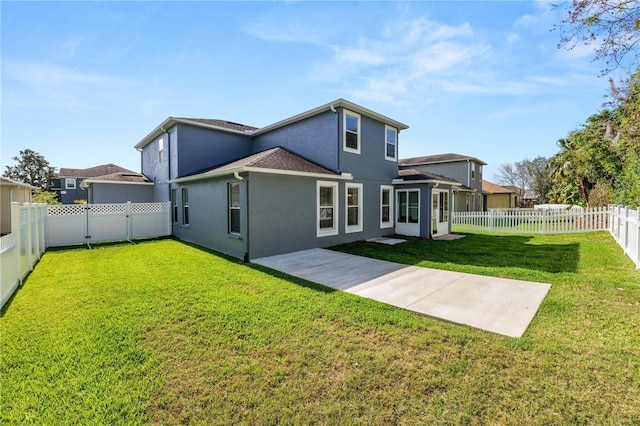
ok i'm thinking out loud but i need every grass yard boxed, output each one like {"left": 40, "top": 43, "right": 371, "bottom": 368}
{"left": 1, "top": 233, "right": 639, "bottom": 425}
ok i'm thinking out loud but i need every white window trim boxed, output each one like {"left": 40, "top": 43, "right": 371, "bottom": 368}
{"left": 181, "top": 188, "right": 189, "bottom": 226}
{"left": 343, "top": 109, "right": 361, "bottom": 154}
{"left": 396, "top": 189, "right": 420, "bottom": 225}
{"left": 384, "top": 125, "right": 397, "bottom": 161}
{"left": 317, "top": 181, "right": 339, "bottom": 237}
{"left": 228, "top": 182, "right": 241, "bottom": 235}
{"left": 65, "top": 178, "right": 76, "bottom": 189}
{"left": 380, "top": 185, "right": 394, "bottom": 228}
{"left": 345, "top": 183, "right": 363, "bottom": 233}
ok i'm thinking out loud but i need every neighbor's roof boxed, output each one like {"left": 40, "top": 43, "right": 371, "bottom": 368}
{"left": 399, "top": 153, "right": 487, "bottom": 167}
{"left": 483, "top": 180, "right": 517, "bottom": 194}
{"left": 57, "top": 164, "right": 136, "bottom": 178}
{"left": 171, "top": 147, "right": 352, "bottom": 184}
{"left": 393, "top": 169, "right": 462, "bottom": 186}
{"left": 0, "top": 176, "right": 37, "bottom": 189}
{"left": 135, "top": 98, "right": 409, "bottom": 150}
{"left": 81, "top": 172, "right": 152, "bottom": 187}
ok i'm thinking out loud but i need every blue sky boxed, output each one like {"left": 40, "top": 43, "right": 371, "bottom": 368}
{"left": 2, "top": 1, "right": 611, "bottom": 181}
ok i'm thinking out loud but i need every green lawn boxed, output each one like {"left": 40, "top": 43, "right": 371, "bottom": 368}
{"left": 1, "top": 233, "right": 639, "bottom": 425}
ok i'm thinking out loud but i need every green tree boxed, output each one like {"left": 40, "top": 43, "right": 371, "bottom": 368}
{"left": 555, "top": 0, "right": 640, "bottom": 75}
{"left": 548, "top": 110, "right": 623, "bottom": 206}
{"left": 3, "top": 149, "right": 55, "bottom": 191}
{"left": 32, "top": 191, "right": 60, "bottom": 205}
{"left": 496, "top": 157, "right": 552, "bottom": 203}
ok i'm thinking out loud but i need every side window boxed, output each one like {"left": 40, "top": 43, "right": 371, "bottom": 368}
{"left": 181, "top": 188, "right": 189, "bottom": 226}
{"left": 380, "top": 185, "right": 393, "bottom": 228}
{"left": 171, "top": 189, "right": 178, "bottom": 223}
{"left": 65, "top": 178, "right": 76, "bottom": 189}
{"left": 343, "top": 110, "right": 361, "bottom": 154}
{"left": 385, "top": 126, "right": 397, "bottom": 161}
{"left": 345, "top": 183, "right": 363, "bottom": 233}
{"left": 471, "top": 162, "right": 476, "bottom": 180}
{"left": 228, "top": 182, "right": 241, "bottom": 235}
{"left": 317, "top": 181, "right": 338, "bottom": 237}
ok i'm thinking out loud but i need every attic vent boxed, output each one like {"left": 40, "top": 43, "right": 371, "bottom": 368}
{"left": 121, "top": 173, "right": 141, "bottom": 177}
{"left": 225, "top": 121, "right": 246, "bottom": 127}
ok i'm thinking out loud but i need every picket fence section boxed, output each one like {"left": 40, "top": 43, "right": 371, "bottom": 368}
{"left": 610, "top": 205, "right": 640, "bottom": 270}
{"left": 452, "top": 205, "right": 639, "bottom": 269}
{"left": 1, "top": 203, "right": 47, "bottom": 309}
{"left": 452, "top": 207, "right": 610, "bottom": 234}
{"left": 46, "top": 202, "right": 171, "bottom": 247}
{"left": 1, "top": 202, "right": 171, "bottom": 309}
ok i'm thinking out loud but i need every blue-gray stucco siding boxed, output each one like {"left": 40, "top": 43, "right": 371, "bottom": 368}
{"left": 252, "top": 111, "right": 339, "bottom": 171}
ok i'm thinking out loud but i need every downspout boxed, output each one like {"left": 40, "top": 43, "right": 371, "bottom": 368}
{"left": 234, "top": 171, "right": 250, "bottom": 263}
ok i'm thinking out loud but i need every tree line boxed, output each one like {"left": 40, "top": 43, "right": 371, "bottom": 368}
{"left": 497, "top": 0, "right": 640, "bottom": 208}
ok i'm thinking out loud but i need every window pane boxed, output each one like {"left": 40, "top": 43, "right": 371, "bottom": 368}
{"left": 345, "top": 132, "right": 358, "bottom": 150}
{"left": 348, "top": 207, "right": 358, "bottom": 226}
{"left": 409, "top": 191, "right": 418, "bottom": 205}
{"left": 382, "top": 205, "right": 390, "bottom": 222}
{"left": 386, "top": 143, "right": 395, "bottom": 158}
{"left": 382, "top": 189, "right": 389, "bottom": 205}
{"left": 230, "top": 209, "right": 240, "bottom": 233}
{"left": 348, "top": 187, "right": 358, "bottom": 206}
{"left": 230, "top": 183, "right": 240, "bottom": 207}
{"left": 409, "top": 207, "right": 419, "bottom": 223}
{"left": 398, "top": 192, "right": 407, "bottom": 223}
{"left": 386, "top": 128, "right": 395, "bottom": 143}
{"left": 319, "top": 208, "right": 333, "bottom": 228}
{"left": 320, "top": 187, "right": 333, "bottom": 206}
{"left": 346, "top": 114, "right": 358, "bottom": 133}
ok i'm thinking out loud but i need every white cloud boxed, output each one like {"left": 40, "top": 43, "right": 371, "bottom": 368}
{"left": 506, "top": 32, "right": 521, "bottom": 44}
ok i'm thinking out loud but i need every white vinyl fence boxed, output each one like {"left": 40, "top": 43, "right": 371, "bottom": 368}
{"left": 610, "top": 205, "right": 640, "bottom": 270}
{"left": 46, "top": 202, "right": 171, "bottom": 247}
{"left": 452, "top": 205, "right": 639, "bottom": 270}
{"left": 1, "top": 203, "right": 46, "bottom": 309}
{"left": 1, "top": 202, "right": 171, "bottom": 309}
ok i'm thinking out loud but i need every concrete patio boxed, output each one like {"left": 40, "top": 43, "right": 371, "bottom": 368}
{"left": 253, "top": 248, "right": 551, "bottom": 338}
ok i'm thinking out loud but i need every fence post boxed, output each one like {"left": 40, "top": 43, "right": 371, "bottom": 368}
{"left": 11, "top": 203, "right": 21, "bottom": 284}
{"left": 165, "top": 201, "right": 171, "bottom": 235}
{"left": 126, "top": 201, "right": 132, "bottom": 241}
{"left": 24, "top": 204, "right": 33, "bottom": 273}
{"left": 636, "top": 208, "right": 640, "bottom": 270}
{"left": 541, "top": 208, "right": 547, "bottom": 234}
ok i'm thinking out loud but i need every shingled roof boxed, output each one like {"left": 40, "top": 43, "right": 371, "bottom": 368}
{"left": 399, "top": 153, "right": 487, "bottom": 166}
{"left": 482, "top": 180, "right": 518, "bottom": 194}
{"left": 396, "top": 169, "right": 462, "bottom": 185}
{"left": 175, "top": 118, "right": 258, "bottom": 133}
{"left": 83, "top": 172, "right": 152, "bottom": 183}
{"left": 173, "top": 147, "right": 346, "bottom": 184}
{"left": 57, "top": 164, "right": 136, "bottom": 178}
{"left": 209, "top": 147, "right": 337, "bottom": 175}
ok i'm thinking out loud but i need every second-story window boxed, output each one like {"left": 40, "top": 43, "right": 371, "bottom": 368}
{"left": 385, "top": 126, "right": 397, "bottom": 161}
{"left": 471, "top": 162, "right": 476, "bottom": 180}
{"left": 344, "top": 110, "right": 361, "bottom": 154}
{"left": 65, "top": 178, "right": 76, "bottom": 189}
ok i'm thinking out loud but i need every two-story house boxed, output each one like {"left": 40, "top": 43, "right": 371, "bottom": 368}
{"left": 399, "top": 153, "right": 487, "bottom": 212}
{"left": 53, "top": 164, "right": 152, "bottom": 204}
{"left": 135, "top": 99, "right": 462, "bottom": 260}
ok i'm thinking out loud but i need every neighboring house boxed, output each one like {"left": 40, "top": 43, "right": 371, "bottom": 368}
{"left": 483, "top": 180, "right": 521, "bottom": 209}
{"left": 0, "top": 177, "right": 35, "bottom": 235}
{"left": 398, "top": 153, "right": 487, "bottom": 212}
{"left": 80, "top": 172, "right": 153, "bottom": 204}
{"left": 136, "top": 99, "right": 462, "bottom": 260}
{"left": 53, "top": 164, "right": 146, "bottom": 204}
{"left": 522, "top": 191, "right": 539, "bottom": 208}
